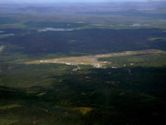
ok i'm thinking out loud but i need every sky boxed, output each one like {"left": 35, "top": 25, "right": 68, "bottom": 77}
{"left": 0, "top": 0, "right": 163, "bottom": 4}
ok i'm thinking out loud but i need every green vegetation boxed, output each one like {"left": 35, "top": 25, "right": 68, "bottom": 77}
{"left": 0, "top": 63, "right": 74, "bottom": 88}
{"left": 0, "top": 49, "right": 165, "bottom": 125}
{"left": 0, "top": 2, "right": 166, "bottom": 125}
{"left": 99, "top": 53, "right": 166, "bottom": 67}
{"left": 0, "top": 65, "right": 166, "bottom": 125}
{"left": 0, "top": 51, "right": 166, "bottom": 125}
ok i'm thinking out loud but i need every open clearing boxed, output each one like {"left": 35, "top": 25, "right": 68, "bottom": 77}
{"left": 25, "top": 49, "right": 166, "bottom": 68}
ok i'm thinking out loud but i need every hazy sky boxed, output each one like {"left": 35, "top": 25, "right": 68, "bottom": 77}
{"left": 0, "top": 0, "right": 163, "bottom": 3}
{"left": 0, "top": 0, "right": 164, "bottom": 4}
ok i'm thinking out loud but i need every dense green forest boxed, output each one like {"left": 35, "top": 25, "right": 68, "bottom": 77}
{"left": 0, "top": 65, "right": 166, "bottom": 125}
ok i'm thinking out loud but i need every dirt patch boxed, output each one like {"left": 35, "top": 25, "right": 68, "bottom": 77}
{"left": 25, "top": 49, "right": 165, "bottom": 68}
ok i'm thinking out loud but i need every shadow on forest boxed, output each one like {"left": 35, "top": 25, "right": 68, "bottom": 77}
{"left": 0, "top": 67, "right": 166, "bottom": 125}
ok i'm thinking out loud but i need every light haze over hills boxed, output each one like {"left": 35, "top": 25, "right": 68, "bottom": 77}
{"left": 0, "top": 0, "right": 164, "bottom": 4}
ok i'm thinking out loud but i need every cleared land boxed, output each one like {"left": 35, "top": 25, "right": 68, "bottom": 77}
{"left": 25, "top": 49, "right": 166, "bottom": 68}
